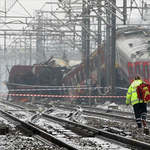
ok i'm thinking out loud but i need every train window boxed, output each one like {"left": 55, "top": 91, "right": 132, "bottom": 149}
{"left": 95, "top": 57, "right": 98, "bottom": 68}
{"left": 80, "top": 71, "right": 84, "bottom": 81}
{"left": 83, "top": 69, "right": 86, "bottom": 79}
{"left": 79, "top": 71, "right": 81, "bottom": 81}
{"left": 73, "top": 76, "right": 76, "bottom": 86}
{"left": 71, "top": 77, "right": 75, "bottom": 86}
{"left": 144, "top": 65, "right": 148, "bottom": 79}
{"left": 136, "top": 65, "right": 139, "bottom": 74}
{"left": 71, "top": 78, "right": 73, "bottom": 86}
{"left": 76, "top": 72, "right": 80, "bottom": 83}
{"left": 74, "top": 74, "right": 77, "bottom": 84}
{"left": 120, "top": 57, "right": 128, "bottom": 73}
{"left": 140, "top": 65, "right": 143, "bottom": 77}
{"left": 130, "top": 67, "right": 133, "bottom": 79}
{"left": 67, "top": 78, "right": 71, "bottom": 85}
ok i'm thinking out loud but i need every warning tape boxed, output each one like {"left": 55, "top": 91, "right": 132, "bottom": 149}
{"left": 5, "top": 87, "right": 98, "bottom": 92}
{"left": 0, "top": 93, "right": 126, "bottom": 98}
{"left": 5, "top": 86, "right": 112, "bottom": 92}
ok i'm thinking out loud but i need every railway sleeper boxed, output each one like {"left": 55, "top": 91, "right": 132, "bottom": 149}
{"left": 65, "top": 123, "right": 76, "bottom": 129}
{"left": 0, "top": 125, "right": 9, "bottom": 135}
{"left": 74, "top": 128, "right": 94, "bottom": 137}
{"left": 65, "top": 123, "right": 99, "bottom": 137}
{"left": 67, "top": 125, "right": 95, "bottom": 137}
{"left": 17, "top": 124, "right": 33, "bottom": 137}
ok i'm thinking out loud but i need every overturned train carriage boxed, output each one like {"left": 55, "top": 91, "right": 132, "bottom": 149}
{"left": 60, "top": 26, "right": 150, "bottom": 103}
{"left": 6, "top": 26, "right": 150, "bottom": 102}
{"left": 6, "top": 58, "right": 71, "bottom": 101}
{"left": 116, "top": 26, "right": 150, "bottom": 84}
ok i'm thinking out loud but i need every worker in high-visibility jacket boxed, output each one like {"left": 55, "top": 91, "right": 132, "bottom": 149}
{"left": 126, "top": 74, "right": 148, "bottom": 133}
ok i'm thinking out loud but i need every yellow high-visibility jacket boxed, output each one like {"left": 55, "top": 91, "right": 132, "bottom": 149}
{"left": 126, "top": 79, "right": 144, "bottom": 106}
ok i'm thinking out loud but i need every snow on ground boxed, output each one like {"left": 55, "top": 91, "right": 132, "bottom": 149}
{"left": 0, "top": 116, "right": 53, "bottom": 150}
{"left": 32, "top": 116, "right": 130, "bottom": 150}
{"left": 0, "top": 101, "right": 149, "bottom": 149}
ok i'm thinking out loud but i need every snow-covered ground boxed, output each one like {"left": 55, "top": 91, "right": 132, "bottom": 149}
{"left": 32, "top": 116, "right": 130, "bottom": 150}
{"left": 0, "top": 101, "right": 150, "bottom": 150}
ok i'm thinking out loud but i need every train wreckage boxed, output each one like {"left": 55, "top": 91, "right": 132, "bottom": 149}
{"left": 5, "top": 58, "right": 73, "bottom": 101}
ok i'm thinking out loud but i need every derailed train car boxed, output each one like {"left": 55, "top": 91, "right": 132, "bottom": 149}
{"left": 5, "top": 58, "right": 71, "bottom": 101}
{"left": 60, "top": 26, "right": 150, "bottom": 102}
{"left": 60, "top": 44, "right": 106, "bottom": 103}
{"left": 6, "top": 26, "right": 150, "bottom": 102}
{"left": 116, "top": 26, "right": 150, "bottom": 84}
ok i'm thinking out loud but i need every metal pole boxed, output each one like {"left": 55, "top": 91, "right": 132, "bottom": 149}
{"left": 0, "top": 60, "right": 1, "bottom": 94}
{"left": 111, "top": 0, "right": 116, "bottom": 96}
{"left": 36, "top": 12, "right": 43, "bottom": 64}
{"left": 86, "top": 1, "right": 90, "bottom": 81}
{"left": 24, "top": 37, "right": 26, "bottom": 65}
{"left": 29, "top": 35, "right": 32, "bottom": 65}
{"left": 106, "top": 1, "right": 111, "bottom": 92}
{"left": 82, "top": 0, "right": 86, "bottom": 64}
{"left": 86, "top": 0, "right": 91, "bottom": 106}
{"left": 123, "top": 0, "right": 127, "bottom": 25}
{"left": 98, "top": 0, "right": 101, "bottom": 88}
{"left": 4, "top": 31, "right": 6, "bottom": 52}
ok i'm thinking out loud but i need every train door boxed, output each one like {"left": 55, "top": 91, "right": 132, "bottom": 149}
{"left": 143, "top": 62, "right": 149, "bottom": 83}
{"left": 128, "top": 62, "right": 134, "bottom": 83}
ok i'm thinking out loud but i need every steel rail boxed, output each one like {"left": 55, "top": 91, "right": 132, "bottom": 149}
{"left": 54, "top": 103, "right": 150, "bottom": 123}
{"left": 42, "top": 113, "right": 150, "bottom": 150}
{"left": 0, "top": 110, "right": 78, "bottom": 150}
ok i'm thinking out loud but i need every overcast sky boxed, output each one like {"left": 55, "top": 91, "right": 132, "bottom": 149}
{"left": 0, "top": 0, "right": 149, "bottom": 26}
{"left": 0, "top": 0, "right": 57, "bottom": 16}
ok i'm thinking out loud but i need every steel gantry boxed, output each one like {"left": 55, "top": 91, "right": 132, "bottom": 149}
{"left": 0, "top": 0, "right": 150, "bottom": 95}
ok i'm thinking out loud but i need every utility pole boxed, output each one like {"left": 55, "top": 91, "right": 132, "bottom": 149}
{"left": 86, "top": 0, "right": 91, "bottom": 106}
{"left": 123, "top": 0, "right": 127, "bottom": 25}
{"left": 36, "top": 12, "right": 43, "bottom": 64}
{"left": 111, "top": 0, "right": 116, "bottom": 96}
{"left": 29, "top": 34, "right": 32, "bottom": 65}
{"left": 0, "top": 60, "right": 1, "bottom": 94}
{"left": 82, "top": 0, "right": 86, "bottom": 63}
{"left": 4, "top": 31, "right": 6, "bottom": 52}
{"left": 106, "top": 1, "right": 111, "bottom": 92}
{"left": 86, "top": 0, "right": 90, "bottom": 81}
{"left": 24, "top": 37, "right": 27, "bottom": 65}
{"left": 97, "top": 0, "right": 101, "bottom": 89}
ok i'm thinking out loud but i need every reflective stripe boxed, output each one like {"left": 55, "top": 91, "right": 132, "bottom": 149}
{"left": 141, "top": 112, "right": 147, "bottom": 119}
{"left": 132, "top": 91, "right": 136, "bottom": 93}
{"left": 127, "top": 92, "right": 131, "bottom": 95}
{"left": 136, "top": 118, "right": 141, "bottom": 121}
{"left": 132, "top": 99, "right": 144, "bottom": 105}
{"left": 142, "top": 112, "right": 147, "bottom": 115}
{"left": 126, "top": 98, "right": 130, "bottom": 101}
{"left": 136, "top": 118, "right": 141, "bottom": 123}
{"left": 132, "top": 99, "right": 140, "bottom": 103}
{"left": 126, "top": 99, "right": 131, "bottom": 104}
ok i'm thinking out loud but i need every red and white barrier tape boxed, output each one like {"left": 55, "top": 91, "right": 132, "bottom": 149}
{"left": 0, "top": 93, "right": 126, "bottom": 98}
{"left": 4, "top": 86, "right": 111, "bottom": 92}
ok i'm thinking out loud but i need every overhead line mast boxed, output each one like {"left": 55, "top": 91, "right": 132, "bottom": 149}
{"left": 0, "top": 0, "right": 149, "bottom": 95}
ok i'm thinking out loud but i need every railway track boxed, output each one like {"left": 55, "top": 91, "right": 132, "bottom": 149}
{"left": 54, "top": 103, "right": 150, "bottom": 125}
{"left": 34, "top": 111, "right": 150, "bottom": 150}
{"left": 0, "top": 110, "right": 77, "bottom": 150}
{"left": 1, "top": 100, "right": 150, "bottom": 149}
